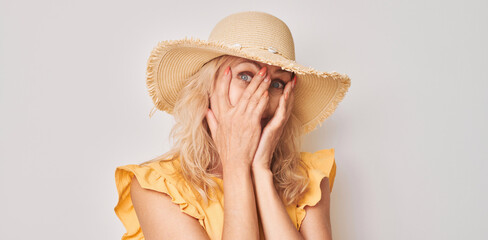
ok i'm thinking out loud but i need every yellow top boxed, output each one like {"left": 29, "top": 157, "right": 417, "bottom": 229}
{"left": 114, "top": 148, "right": 336, "bottom": 240}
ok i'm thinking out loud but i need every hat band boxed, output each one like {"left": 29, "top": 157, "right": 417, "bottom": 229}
{"left": 228, "top": 43, "right": 289, "bottom": 60}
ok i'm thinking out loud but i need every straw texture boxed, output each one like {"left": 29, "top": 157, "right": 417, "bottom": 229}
{"left": 146, "top": 11, "right": 351, "bottom": 135}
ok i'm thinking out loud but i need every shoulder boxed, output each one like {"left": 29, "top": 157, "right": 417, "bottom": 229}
{"left": 114, "top": 157, "right": 209, "bottom": 239}
{"left": 294, "top": 148, "right": 336, "bottom": 228}
{"left": 298, "top": 176, "right": 332, "bottom": 239}
{"left": 296, "top": 148, "right": 335, "bottom": 239}
{"left": 129, "top": 175, "right": 210, "bottom": 239}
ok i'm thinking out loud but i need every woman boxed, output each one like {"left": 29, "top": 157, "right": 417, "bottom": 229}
{"left": 114, "top": 11, "right": 351, "bottom": 240}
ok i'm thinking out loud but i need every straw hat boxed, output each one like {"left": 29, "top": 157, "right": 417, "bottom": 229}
{"left": 146, "top": 11, "right": 351, "bottom": 135}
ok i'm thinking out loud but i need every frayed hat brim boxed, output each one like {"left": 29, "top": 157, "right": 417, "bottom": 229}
{"left": 146, "top": 36, "right": 351, "bottom": 135}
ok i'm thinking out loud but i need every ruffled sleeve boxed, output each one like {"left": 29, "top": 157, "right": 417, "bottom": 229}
{"left": 113, "top": 160, "right": 205, "bottom": 240}
{"left": 296, "top": 148, "right": 337, "bottom": 230}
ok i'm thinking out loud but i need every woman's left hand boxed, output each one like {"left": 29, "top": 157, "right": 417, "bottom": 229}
{"left": 252, "top": 76, "right": 296, "bottom": 170}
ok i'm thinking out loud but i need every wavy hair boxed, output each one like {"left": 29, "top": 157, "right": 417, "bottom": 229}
{"left": 140, "top": 55, "right": 310, "bottom": 207}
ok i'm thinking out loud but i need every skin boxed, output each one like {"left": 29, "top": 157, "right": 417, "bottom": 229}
{"left": 205, "top": 56, "right": 296, "bottom": 239}
{"left": 129, "top": 56, "right": 332, "bottom": 240}
{"left": 206, "top": 56, "right": 296, "bottom": 174}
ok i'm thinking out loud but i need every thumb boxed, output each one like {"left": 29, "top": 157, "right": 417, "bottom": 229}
{"left": 205, "top": 108, "right": 218, "bottom": 138}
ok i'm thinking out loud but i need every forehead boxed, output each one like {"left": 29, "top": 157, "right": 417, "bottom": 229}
{"left": 232, "top": 57, "right": 292, "bottom": 75}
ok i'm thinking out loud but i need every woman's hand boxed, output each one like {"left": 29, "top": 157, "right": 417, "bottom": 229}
{"left": 252, "top": 76, "right": 296, "bottom": 170}
{"left": 206, "top": 66, "right": 272, "bottom": 169}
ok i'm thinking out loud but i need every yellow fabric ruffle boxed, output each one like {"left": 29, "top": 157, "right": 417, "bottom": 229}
{"left": 296, "top": 148, "right": 336, "bottom": 230}
{"left": 114, "top": 160, "right": 204, "bottom": 240}
{"left": 113, "top": 148, "right": 336, "bottom": 239}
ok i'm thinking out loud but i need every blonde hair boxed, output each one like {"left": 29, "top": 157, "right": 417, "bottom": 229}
{"left": 140, "top": 55, "right": 310, "bottom": 206}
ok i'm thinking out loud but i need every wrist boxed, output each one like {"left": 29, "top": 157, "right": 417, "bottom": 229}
{"left": 251, "top": 166, "right": 273, "bottom": 185}
{"left": 223, "top": 160, "right": 252, "bottom": 172}
{"left": 251, "top": 154, "right": 272, "bottom": 170}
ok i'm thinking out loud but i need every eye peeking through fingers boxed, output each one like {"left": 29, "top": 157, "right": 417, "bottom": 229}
{"left": 270, "top": 80, "right": 285, "bottom": 89}
{"left": 237, "top": 71, "right": 286, "bottom": 90}
{"left": 237, "top": 71, "right": 254, "bottom": 82}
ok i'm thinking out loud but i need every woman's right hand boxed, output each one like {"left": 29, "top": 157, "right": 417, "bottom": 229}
{"left": 206, "top": 66, "right": 271, "bottom": 170}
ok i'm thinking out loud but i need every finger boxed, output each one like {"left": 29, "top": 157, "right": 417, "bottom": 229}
{"left": 279, "top": 76, "right": 295, "bottom": 116}
{"left": 246, "top": 74, "right": 271, "bottom": 114}
{"left": 283, "top": 80, "right": 293, "bottom": 103}
{"left": 281, "top": 81, "right": 294, "bottom": 115}
{"left": 287, "top": 82, "right": 295, "bottom": 113}
{"left": 254, "top": 90, "right": 269, "bottom": 119}
{"left": 267, "top": 82, "right": 292, "bottom": 129}
{"left": 291, "top": 75, "right": 297, "bottom": 89}
{"left": 236, "top": 66, "right": 268, "bottom": 113}
{"left": 216, "top": 66, "right": 233, "bottom": 112}
{"left": 275, "top": 94, "right": 287, "bottom": 122}
{"left": 205, "top": 108, "right": 218, "bottom": 138}
{"left": 263, "top": 96, "right": 285, "bottom": 131}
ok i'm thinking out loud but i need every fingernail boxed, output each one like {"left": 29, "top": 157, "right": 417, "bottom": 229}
{"left": 285, "top": 91, "right": 288, "bottom": 100}
{"left": 264, "top": 76, "right": 270, "bottom": 82}
{"left": 259, "top": 67, "right": 267, "bottom": 76}
{"left": 224, "top": 66, "right": 230, "bottom": 75}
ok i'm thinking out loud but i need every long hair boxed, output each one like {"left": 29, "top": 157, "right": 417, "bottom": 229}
{"left": 140, "top": 55, "right": 309, "bottom": 206}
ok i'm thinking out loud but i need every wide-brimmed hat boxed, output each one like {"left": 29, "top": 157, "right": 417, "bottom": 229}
{"left": 146, "top": 11, "right": 351, "bottom": 135}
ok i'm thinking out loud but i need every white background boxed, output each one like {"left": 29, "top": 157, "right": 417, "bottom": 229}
{"left": 1, "top": 0, "right": 487, "bottom": 239}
